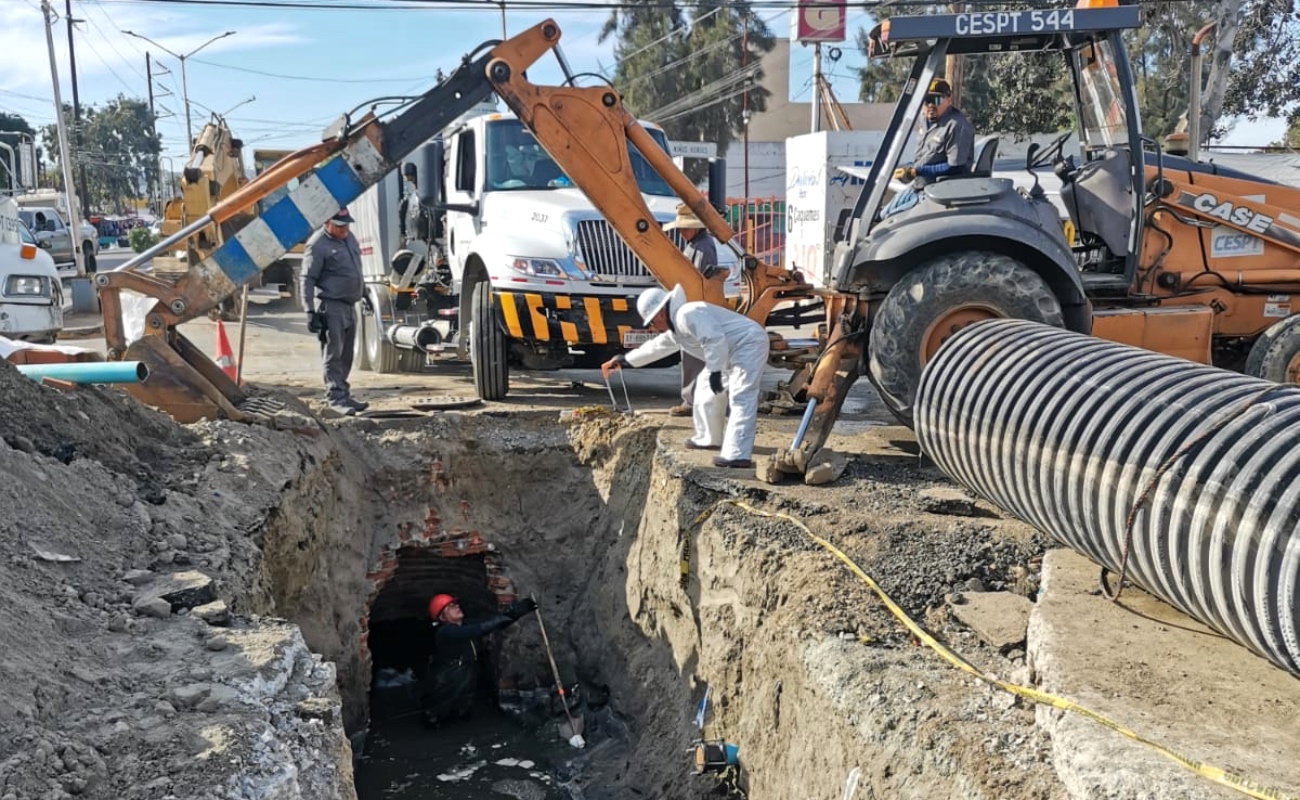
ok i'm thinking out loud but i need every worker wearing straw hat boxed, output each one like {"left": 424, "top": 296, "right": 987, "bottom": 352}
{"left": 661, "top": 203, "right": 727, "bottom": 416}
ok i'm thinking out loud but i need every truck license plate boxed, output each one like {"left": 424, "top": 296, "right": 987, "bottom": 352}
{"left": 622, "top": 329, "right": 656, "bottom": 347}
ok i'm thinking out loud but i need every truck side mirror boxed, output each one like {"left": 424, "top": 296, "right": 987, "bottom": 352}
{"left": 707, "top": 158, "right": 727, "bottom": 217}
{"left": 414, "top": 141, "right": 444, "bottom": 209}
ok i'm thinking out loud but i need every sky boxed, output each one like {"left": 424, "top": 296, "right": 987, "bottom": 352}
{"left": 2, "top": 0, "right": 1288, "bottom": 169}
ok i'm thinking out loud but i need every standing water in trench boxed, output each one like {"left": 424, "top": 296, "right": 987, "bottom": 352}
{"left": 355, "top": 548, "right": 588, "bottom": 799}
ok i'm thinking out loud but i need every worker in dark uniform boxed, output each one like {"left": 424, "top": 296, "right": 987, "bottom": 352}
{"left": 661, "top": 204, "right": 727, "bottom": 417}
{"left": 301, "top": 208, "right": 368, "bottom": 416}
{"left": 882, "top": 78, "right": 975, "bottom": 218}
{"left": 421, "top": 594, "right": 538, "bottom": 726}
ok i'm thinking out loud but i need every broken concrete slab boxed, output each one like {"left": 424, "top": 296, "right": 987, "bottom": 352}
{"left": 1028, "top": 549, "right": 1300, "bottom": 800}
{"left": 192, "top": 599, "right": 230, "bottom": 626}
{"left": 948, "top": 591, "right": 1033, "bottom": 652}
{"left": 137, "top": 570, "right": 216, "bottom": 612}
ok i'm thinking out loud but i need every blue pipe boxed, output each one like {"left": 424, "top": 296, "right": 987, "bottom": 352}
{"left": 15, "top": 361, "right": 148, "bottom": 384}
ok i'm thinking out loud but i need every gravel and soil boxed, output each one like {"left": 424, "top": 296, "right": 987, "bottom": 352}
{"left": 1, "top": 310, "right": 1297, "bottom": 800}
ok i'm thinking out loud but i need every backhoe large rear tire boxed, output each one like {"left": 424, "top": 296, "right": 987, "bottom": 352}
{"left": 869, "top": 251, "right": 1063, "bottom": 426}
{"left": 1245, "top": 314, "right": 1300, "bottom": 384}
{"left": 470, "top": 281, "right": 509, "bottom": 401}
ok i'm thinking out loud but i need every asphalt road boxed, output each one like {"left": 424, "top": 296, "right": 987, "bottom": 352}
{"left": 73, "top": 247, "right": 887, "bottom": 421}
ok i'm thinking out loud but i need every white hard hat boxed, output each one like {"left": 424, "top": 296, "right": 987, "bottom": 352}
{"left": 637, "top": 284, "right": 685, "bottom": 326}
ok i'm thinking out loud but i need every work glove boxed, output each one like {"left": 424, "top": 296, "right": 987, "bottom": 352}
{"left": 602, "top": 353, "right": 628, "bottom": 380}
{"left": 505, "top": 598, "right": 538, "bottom": 620}
{"left": 700, "top": 264, "right": 723, "bottom": 280}
{"left": 708, "top": 371, "right": 724, "bottom": 396}
{"left": 306, "top": 311, "right": 326, "bottom": 334}
{"left": 893, "top": 166, "right": 917, "bottom": 182}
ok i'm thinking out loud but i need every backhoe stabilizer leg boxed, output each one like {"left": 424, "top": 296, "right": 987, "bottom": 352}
{"left": 762, "top": 311, "right": 864, "bottom": 485}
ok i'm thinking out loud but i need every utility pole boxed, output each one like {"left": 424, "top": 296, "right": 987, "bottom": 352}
{"left": 946, "top": 2, "right": 964, "bottom": 107}
{"left": 65, "top": 0, "right": 90, "bottom": 216}
{"left": 41, "top": 0, "right": 85, "bottom": 278}
{"left": 123, "top": 29, "right": 236, "bottom": 150}
{"left": 147, "top": 52, "right": 160, "bottom": 210}
{"left": 810, "top": 43, "right": 822, "bottom": 134}
{"left": 742, "top": 17, "right": 750, "bottom": 248}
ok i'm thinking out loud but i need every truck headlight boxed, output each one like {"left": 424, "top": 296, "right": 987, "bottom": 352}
{"left": 508, "top": 257, "right": 565, "bottom": 278}
{"left": 4, "top": 275, "right": 50, "bottom": 298}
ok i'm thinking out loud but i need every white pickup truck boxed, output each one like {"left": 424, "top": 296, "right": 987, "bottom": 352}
{"left": 0, "top": 197, "right": 64, "bottom": 342}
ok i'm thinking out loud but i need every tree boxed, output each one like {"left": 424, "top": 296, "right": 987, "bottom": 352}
{"left": 856, "top": 4, "right": 1070, "bottom": 138}
{"left": 0, "top": 112, "right": 35, "bottom": 193}
{"left": 603, "top": 0, "right": 775, "bottom": 178}
{"left": 41, "top": 96, "right": 160, "bottom": 214}
{"left": 1270, "top": 115, "right": 1300, "bottom": 149}
{"left": 854, "top": 0, "right": 1300, "bottom": 147}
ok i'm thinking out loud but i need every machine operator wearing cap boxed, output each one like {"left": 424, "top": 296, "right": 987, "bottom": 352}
{"left": 301, "top": 208, "right": 368, "bottom": 416}
{"left": 421, "top": 593, "right": 538, "bottom": 726}
{"left": 882, "top": 78, "right": 975, "bottom": 218}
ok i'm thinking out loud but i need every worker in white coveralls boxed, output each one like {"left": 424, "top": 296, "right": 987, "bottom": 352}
{"left": 601, "top": 284, "right": 770, "bottom": 469}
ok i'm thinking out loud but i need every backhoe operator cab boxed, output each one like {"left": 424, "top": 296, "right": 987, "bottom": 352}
{"left": 837, "top": 1, "right": 1300, "bottom": 423}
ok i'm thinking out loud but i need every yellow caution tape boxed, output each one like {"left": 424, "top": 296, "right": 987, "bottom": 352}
{"left": 690, "top": 499, "right": 1297, "bottom": 800}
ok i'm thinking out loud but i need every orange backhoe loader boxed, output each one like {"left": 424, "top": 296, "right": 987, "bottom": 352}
{"left": 96, "top": 6, "right": 1300, "bottom": 488}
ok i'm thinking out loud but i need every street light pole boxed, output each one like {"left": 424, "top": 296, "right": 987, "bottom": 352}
{"left": 122, "top": 29, "right": 236, "bottom": 149}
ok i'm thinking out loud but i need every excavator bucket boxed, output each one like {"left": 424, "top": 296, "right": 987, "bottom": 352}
{"left": 122, "top": 332, "right": 249, "bottom": 424}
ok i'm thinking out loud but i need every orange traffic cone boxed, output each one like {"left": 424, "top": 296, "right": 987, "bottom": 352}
{"left": 214, "top": 319, "right": 238, "bottom": 382}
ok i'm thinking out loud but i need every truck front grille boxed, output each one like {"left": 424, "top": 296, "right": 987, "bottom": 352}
{"left": 575, "top": 219, "right": 683, "bottom": 281}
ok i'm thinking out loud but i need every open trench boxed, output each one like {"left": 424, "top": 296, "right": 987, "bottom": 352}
{"left": 215, "top": 409, "right": 1069, "bottom": 800}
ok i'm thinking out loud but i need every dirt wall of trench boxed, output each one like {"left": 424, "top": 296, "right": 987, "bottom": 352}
{"left": 245, "top": 408, "right": 1064, "bottom": 798}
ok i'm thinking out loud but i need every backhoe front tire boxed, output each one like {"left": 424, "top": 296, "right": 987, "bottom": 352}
{"left": 869, "top": 251, "right": 1063, "bottom": 426}
{"left": 1245, "top": 314, "right": 1300, "bottom": 384}
{"left": 470, "top": 281, "right": 509, "bottom": 401}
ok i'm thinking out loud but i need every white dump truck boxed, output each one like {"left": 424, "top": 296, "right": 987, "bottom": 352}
{"left": 350, "top": 107, "right": 735, "bottom": 399}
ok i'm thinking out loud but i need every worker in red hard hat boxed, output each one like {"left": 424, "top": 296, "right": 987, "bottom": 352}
{"left": 420, "top": 593, "right": 537, "bottom": 727}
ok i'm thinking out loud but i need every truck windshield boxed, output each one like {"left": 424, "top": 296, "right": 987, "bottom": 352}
{"left": 484, "top": 119, "right": 675, "bottom": 196}
{"left": 1074, "top": 39, "right": 1128, "bottom": 149}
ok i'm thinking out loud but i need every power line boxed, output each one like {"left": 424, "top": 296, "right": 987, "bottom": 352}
{"left": 187, "top": 57, "right": 434, "bottom": 83}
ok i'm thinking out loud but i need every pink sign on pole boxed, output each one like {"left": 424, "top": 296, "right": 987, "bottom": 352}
{"left": 793, "top": 0, "right": 847, "bottom": 43}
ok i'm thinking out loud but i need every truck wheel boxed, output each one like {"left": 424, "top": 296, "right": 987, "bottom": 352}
{"left": 82, "top": 245, "right": 97, "bottom": 274}
{"left": 355, "top": 301, "right": 372, "bottom": 371}
{"left": 364, "top": 296, "right": 400, "bottom": 374}
{"left": 869, "top": 251, "right": 1063, "bottom": 426}
{"left": 398, "top": 347, "right": 427, "bottom": 373}
{"left": 470, "top": 281, "right": 509, "bottom": 400}
{"left": 1245, "top": 315, "right": 1300, "bottom": 384}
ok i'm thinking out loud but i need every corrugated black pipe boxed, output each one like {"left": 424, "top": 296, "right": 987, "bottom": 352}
{"left": 914, "top": 319, "right": 1299, "bottom": 676}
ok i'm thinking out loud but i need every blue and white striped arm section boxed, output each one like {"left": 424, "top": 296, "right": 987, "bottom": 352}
{"left": 189, "top": 134, "right": 390, "bottom": 309}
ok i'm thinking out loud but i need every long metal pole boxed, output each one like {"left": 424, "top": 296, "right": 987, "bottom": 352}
{"left": 147, "top": 52, "right": 161, "bottom": 211}
{"left": 181, "top": 56, "right": 193, "bottom": 149}
{"left": 65, "top": 0, "right": 90, "bottom": 217}
{"left": 811, "top": 43, "right": 822, "bottom": 134}
{"left": 41, "top": 0, "right": 85, "bottom": 278}
{"left": 742, "top": 19, "right": 750, "bottom": 249}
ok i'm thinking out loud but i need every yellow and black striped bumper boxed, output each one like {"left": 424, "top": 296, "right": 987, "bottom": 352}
{"left": 496, "top": 291, "right": 645, "bottom": 346}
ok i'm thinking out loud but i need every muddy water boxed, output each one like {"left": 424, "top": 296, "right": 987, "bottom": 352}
{"left": 355, "top": 696, "right": 573, "bottom": 800}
